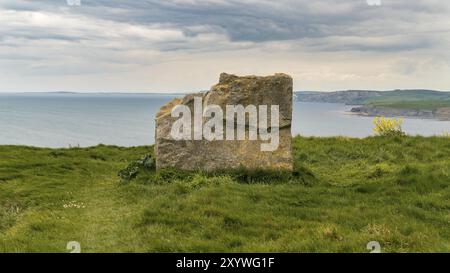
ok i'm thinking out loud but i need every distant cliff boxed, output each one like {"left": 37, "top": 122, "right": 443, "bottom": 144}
{"left": 350, "top": 105, "right": 450, "bottom": 120}
{"left": 295, "top": 90, "right": 450, "bottom": 120}
{"left": 295, "top": 90, "right": 383, "bottom": 104}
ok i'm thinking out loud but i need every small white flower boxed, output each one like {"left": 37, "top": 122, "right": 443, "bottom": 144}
{"left": 63, "top": 201, "right": 86, "bottom": 209}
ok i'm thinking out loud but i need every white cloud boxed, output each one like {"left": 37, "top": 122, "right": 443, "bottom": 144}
{"left": 0, "top": 0, "right": 449, "bottom": 92}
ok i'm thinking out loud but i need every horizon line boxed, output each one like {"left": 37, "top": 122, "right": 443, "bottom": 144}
{"left": 1, "top": 89, "right": 449, "bottom": 94}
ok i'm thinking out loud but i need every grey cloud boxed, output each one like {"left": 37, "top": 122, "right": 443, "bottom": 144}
{"left": 85, "top": 0, "right": 450, "bottom": 44}
{"left": 1, "top": 0, "right": 450, "bottom": 92}
{"left": 1, "top": 0, "right": 449, "bottom": 51}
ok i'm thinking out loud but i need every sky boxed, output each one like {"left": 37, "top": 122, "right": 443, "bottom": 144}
{"left": 0, "top": 0, "right": 450, "bottom": 93}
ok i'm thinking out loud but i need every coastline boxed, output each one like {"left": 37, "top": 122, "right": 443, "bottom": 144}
{"left": 349, "top": 105, "right": 450, "bottom": 121}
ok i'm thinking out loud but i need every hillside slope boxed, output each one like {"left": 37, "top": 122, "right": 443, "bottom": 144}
{"left": 296, "top": 90, "right": 450, "bottom": 120}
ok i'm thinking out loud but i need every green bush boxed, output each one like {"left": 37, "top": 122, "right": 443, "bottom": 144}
{"left": 118, "top": 154, "right": 155, "bottom": 182}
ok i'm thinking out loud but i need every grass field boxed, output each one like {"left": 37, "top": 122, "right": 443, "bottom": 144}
{"left": 362, "top": 90, "right": 450, "bottom": 110}
{"left": 0, "top": 136, "right": 449, "bottom": 253}
{"left": 366, "top": 101, "right": 450, "bottom": 110}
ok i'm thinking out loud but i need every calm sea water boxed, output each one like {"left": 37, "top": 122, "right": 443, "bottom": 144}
{"left": 0, "top": 93, "right": 449, "bottom": 147}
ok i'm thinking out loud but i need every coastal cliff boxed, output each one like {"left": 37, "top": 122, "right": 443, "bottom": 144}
{"left": 296, "top": 90, "right": 383, "bottom": 104}
{"left": 350, "top": 105, "right": 450, "bottom": 120}
{"left": 296, "top": 90, "right": 450, "bottom": 120}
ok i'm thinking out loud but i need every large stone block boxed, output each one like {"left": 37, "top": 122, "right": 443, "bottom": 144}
{"left": 155, "top": 73, "right": 293, "bottom": 171}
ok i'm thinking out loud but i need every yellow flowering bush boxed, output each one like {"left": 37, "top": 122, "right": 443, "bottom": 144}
{"left": 373, "top": 117, "right": 405, "bottom": 136}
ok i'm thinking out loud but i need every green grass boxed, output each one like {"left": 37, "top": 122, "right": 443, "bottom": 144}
{"left": 367, "top": 100, "right": 450, "bottom": 110}
{"left": 1, "top": 136, "right": 449, "bottom": 253}
{"left": 362, "top": 90, "right": 450, "bottom": 110}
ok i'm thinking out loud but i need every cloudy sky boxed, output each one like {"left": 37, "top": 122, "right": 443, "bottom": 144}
{"left": 1, "top": 0, "right": 449, "bottom": 92}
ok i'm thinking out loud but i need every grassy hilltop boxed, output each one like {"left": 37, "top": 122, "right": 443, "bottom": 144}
{"left": 296, "top": 89, "right": 450, "bottom": 106}
{"left": 296, "top": 90, "right": 450, "bottom": 119}
{"left": 363, "top": 90, "right": 450, "bottom": 110}
{"left": 0, "top": 136, "right": 449, "bottom": 253}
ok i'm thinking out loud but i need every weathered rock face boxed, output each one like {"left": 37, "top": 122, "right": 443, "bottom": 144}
{"left": 155, "top": 73, "right": 293, "bottom": 171}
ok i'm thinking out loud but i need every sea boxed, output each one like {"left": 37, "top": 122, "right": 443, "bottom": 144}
{"left": 0, "top": 93, "right": 449, "bottom": 148}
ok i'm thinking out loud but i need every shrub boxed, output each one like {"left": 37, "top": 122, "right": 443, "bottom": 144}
{"left": 118, "top": 154, "right": 155, "bottom": 182}
{"left": 373, "top": 117, "right": 405, "bottom": 137}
